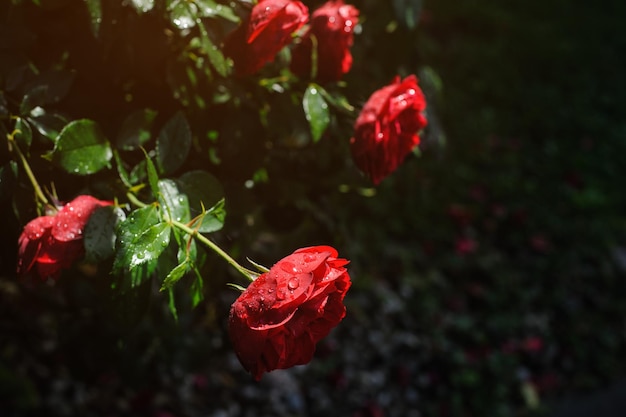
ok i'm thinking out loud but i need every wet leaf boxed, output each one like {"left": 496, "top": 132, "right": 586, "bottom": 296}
{"left": 157, "top": 178, "right": 191, "bottom": 223}
{"left": 161, "top": 259, "right": 189, "bottom": 290}
{"left": 303, "top": 83, "right": 330, "bottom": 143}
{"left": 47, "top": 119, "right": 112, "bottom": 175}
{"left": 84, "top": 205, "right": 126, "bottom": 263}
{"left": 113, "top": 205, "right": 172, "bottom": 285}
{"left": 176, "top": 170, "right": 225, "bottom": 232}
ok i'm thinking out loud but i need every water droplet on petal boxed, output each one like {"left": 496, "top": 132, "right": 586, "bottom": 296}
{"left": 288, "top": 277, "right": 299, "bottom": 290}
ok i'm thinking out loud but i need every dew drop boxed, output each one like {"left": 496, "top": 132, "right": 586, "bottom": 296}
{"left": 288, "top": 277, "right": 299, "bottom": 290}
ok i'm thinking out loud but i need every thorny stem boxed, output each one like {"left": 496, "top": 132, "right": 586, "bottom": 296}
{"left": 170, "top": 220, "right": 256, "bottom": 282}
{"left": 8, "top": 129, "right": 50, "bottom": 207}
{"left": 126, "top": 191, "right": 256, "bottom": 282}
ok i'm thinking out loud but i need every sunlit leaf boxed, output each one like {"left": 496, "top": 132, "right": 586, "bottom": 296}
{"left": 84, "top": 0, "right": 102, "bottom": 37}
{"left": 126, "top": 0, "right": 154, "bottom": 14}
{"left": 194, "top": 0, "right": 240, "bottom": 22}
{"left": 161, "top": 259, "right": 189, "bottom": 290}
{"left": 47, "top": 119, "right": 112, "bottom": 175}
{"left": 142, "top": 148, "right": 160, "bottom": 198}
{"left": 303, "top": 83, "right": 330, "bottom": 143}
{"left": 158, "top": 178, "right": 191, "bottom": 223}
{"left": 113, "top": 205, "right": 171, "bottom": 285}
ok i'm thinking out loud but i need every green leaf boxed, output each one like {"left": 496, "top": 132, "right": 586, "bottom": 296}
{"left": 195, "top": 198, "right": 226, "bottom": 233}
{"left": 168, "top": 288, "right": 179, "bottom": 321}
{"left": 157, "top": 178, "right": 191, "bottom": 223}
{"left": 128, "top": 0, "right": 154, "bottom": 14}
{"left": 196, "top": 24, "right": 229, "bottom": 77}
{"left": 168, "top": 0, "right": 198, "bottom": 29}
{"left": 190, "top": 266, "right": 204, "bottom": 307}
{"left": 194, "top": 0, "right": 240, "bottom": 22}
{"left": 303, "top": 83, "right": 330, "bottom": 143}
{"left": 392, "top": 0, "right": 423, "bottom": 30}
{"left": 161, "top": 260, "right": 189, "bottom": 290}
{"left": 156, "top": 111, "right": 191, "bottom": 175}
{"left": 19, "top": 70, "right": 75, "bottom": 115}
{"left": 27, "top": 112, "right": 68, "bottom": 141}
{"left": 84, "top": 0, "right": 102, "bottom": 37}
{"left": 116, "top": 108, "right": 157, "bottom": 150}
{"left": 113, "top": 205, "right": 171, "bottom": 285}
{"left": 176, "top": 170, "right": 225, "bottom": 232}
{"left": 113, "top": 149, "right": 133, "bottom": 188}
{"left": 19, "top": 85, "right": 48, "bottom": 116}
{"left": 47, "top": 119, "right": 112, "bottom": 175}
{"left": 141, "top": 148, "right": 160, "bottom": 198}
{"left": 14, "top": 117, "right": 32, "bottom": 149}
{"left": 84, "top": 205, "right": 126, "bottom": 263}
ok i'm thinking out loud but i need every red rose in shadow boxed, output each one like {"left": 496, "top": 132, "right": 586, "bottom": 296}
{"left": 17, "top": 195, "right": 112, "bottom": 280}
{"left": 228, "top": 245, "right": 351, "bottom": 380}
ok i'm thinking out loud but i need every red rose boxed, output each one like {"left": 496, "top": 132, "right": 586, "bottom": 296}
{"left": 225, "top": 0, "right": 309, "bottom": 75}
{"left": 350, "top": 75, "right": 427, "bottom": 184}
{"left": 17, "top": 195, "right": 112, "bottom": 280}
{"left": 290, "top": 0, "right": 359, "bottom": 82}
{"left": 228, "top": 245, "right": 351, "bottom": 380}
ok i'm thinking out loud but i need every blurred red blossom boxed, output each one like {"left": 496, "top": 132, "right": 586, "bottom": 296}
{"left": 290, "top": 0, "right": 359, "bottom": 82}
{"left": 455, "top": 236, "right": 478, "bottom": 255}
{"left": 225, "top": 0, "right": 308, "bottom": 75}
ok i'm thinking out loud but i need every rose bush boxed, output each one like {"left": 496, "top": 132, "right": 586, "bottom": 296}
{"left": 350, "top": 75, "right": 428, "bottom": 184}
{"left": 228, "top": 246, "right": 351, "bottom": 380}
{"left": 225, "top": 0, "right": 309, "bottom": 75}
{"left": 2, "top": 0, "right": 427, "bottom": 386}
{"left": 17, "top": 195, "right": 112, "bottom": 280}
{"left": 291, "top": 0, "right": 359, "bottom": 82}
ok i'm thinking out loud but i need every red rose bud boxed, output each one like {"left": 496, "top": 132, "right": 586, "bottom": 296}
{"left": 350, "top": 75, "right": 427, "bottom": 184}
{"left": 17, "top": 195, "right": 112, "bottom": 280}
{"left": 228, "top": 245, "right": 351, "bottom": 380}
{"left": 225, "top": 0, "right": 309, "bottom": 75}
{"left": 290, "top": 0, "right": 359, "bottom": 82}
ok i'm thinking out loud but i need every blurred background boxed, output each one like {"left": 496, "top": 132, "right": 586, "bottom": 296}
{"left": 1, "top": 0, "right": 626, "bottom": 416}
